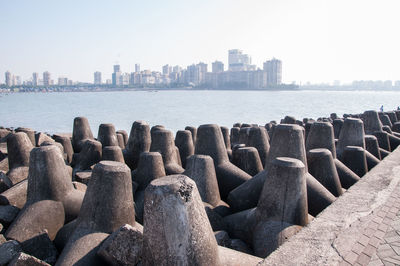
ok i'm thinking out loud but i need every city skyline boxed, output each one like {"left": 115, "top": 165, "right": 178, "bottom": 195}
{"left": 2, "top": 0, "right": 400, "bottom": 84}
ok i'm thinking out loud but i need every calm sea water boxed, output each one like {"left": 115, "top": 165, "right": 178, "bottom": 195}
{"left": 0, "top": 90, "right": 399, "bottom": 136}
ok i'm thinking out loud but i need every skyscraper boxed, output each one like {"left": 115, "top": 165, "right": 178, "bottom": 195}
{"left": 162, "top": 64, "right": 172, "bottom": 75}
{"left": 113, "top": 65, "right": 120, "bottom": 73}
{"left": 43, "top": 71, "right": 51, "bottom": 86}
{"left": 112, "top": 65, "right": 121, "bottom": 86}
{"left": 94, "top": 71, "right": 102, "bottom": 85}
{"left": 5, "top": 71, "right": 12, "bottom": 87}
{"left": 135, "top": 64, "right": 140, "bottom": 73}
{"left": 228, "top": 49, "right": 251, "bottom": 71}
{"left": 263, "top": 58, "right": 282, "bottom": 86}
{"left": 32, "top": 72, "right": 39, "bottom": 86}
{"left": 212, "top": 61, "right": 224, "bottom": 73}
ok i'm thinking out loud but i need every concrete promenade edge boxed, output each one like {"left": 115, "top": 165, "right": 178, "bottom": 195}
{"left": 258, "top": 147, "right": 400, "bottom": 266}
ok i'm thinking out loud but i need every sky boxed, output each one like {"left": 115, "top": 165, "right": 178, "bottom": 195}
{"left": 1, "top": 0, "right": 400, "bottom": 84}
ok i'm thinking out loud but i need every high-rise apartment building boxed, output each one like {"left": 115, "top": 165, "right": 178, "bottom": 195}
{"left": 5, "top": 71, "right": 12, "bottom": 87}
{"left": 135, "top": 64, "right": 140, "bottom": 73}
{"left": 94, "top": 71, "right": 102, "bottom": 85}
{"left": 263, "top": 58, "right": 282, "bottom": 86}
{"left": 212, "top": 61, "right": 224, "bottom": 73}
{"left": 32, "top": 72, "right": 39, "bottom": 86}
{"left": 58, "top": 77, "right": 68, "bottom": 86}
{"left": 228, "top": 49, "right": 252, "bottom": 71}
{"left": 43, "top": 71, "right": 51, "bottom": 86}
{"left": 162, "top": 64, "right": 172, "bottom": 75}
{"left": 113, "top": 65, "right": 120, "bottom": 73}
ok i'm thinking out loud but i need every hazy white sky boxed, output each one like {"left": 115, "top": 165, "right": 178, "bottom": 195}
{"left": 1, "top": 0, "right": 400, "bottom": 84}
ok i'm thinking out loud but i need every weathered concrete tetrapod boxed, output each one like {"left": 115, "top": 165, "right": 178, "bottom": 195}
{"left": 372, "top": 131, "right": 391, "bottom": 152}
{"left": 332, "top": 119, "right": 344, "bottom": 139}
{"left": 150, "top": 129, "right": 184, "bottom": 175}
{"left": 227, "top": 124, "right": 307, "bottom": 212}
{"left": 116, "top": 133, "right": 125, "bottom": 149}
{"left": 56, "top": 161, "right": 135, "bottom": 266}
{"left": 334, "top": 159, "right": 360, "bottom": 189}
{"left": 336, "top": 118, "right": 365, "bottom": 160}
{"left": 230, "top": 127, "right": 240, "bottom": 147}
{"left": 195, "top": 124, "right": 251, "bottom": 199}
{"left": 175, "top": 130, "right": 194, "bottom": 168}
{"left": 246, "top": 127, "right": 270, "bottom": 167}
{"left": 365, "top": 135, "right": 381, "bottom": 160}
{"left": 14, "top": 127, "right": 35, "bottom": 147}
{"left": 102, "top": 146, "right": 125, "bottom": 163}
{"left": 97, "top": 123, "right": 119, "bottom": 147}
{"left": 54, "top": 135, "right": 74, "bottom": 164}
{"left": 253, "top": 157, "right": 307, "bottom": 257}
{"left": 72, "top": 139, "right": 102, "bottom": 173}
{"left": 342, "top": 146, "right": 368, "bottom": 177}
{"left": 307, "top": 149, "right": 342, "bottom": 197}
{"left": 362, "top": 110, "right": 383, "bottom": 134}
{"left": 72, "top": 117, "right": 94, "bottom": 153}
{"left": 306, "top": 122, "right": 336, "bottom": 159}
{"left": 132, "top": 152, "right": 166, "bottom": 223}
{"left": 379, "top": 113, "right": 393, "bottom": 128}
{"left": 142, "top": 175, "right": 221, "bottom": 265}
{"left": 220, "top": 126, "right": 232, "bottom": 159}
{"left": 124, "top": 121, "right": 151, "bottom": 170}
{"left": 116, "top": 129, "right": 128, "bottom": 145}
{"left": 7, "top": 132, "right": 34, "bottom": 170}
{"left": 183, "top": 155, "right": 221, "bottom": 207}
{"left": 232, "top": 147, "right": 263, "bottom": 176}
{"left": 185, "top": 126, "right": 197, "bottom": 146}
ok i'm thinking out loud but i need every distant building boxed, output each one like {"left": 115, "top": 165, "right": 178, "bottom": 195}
{"left": 228, "top": 49, "right": 252, "bottom": 71}
{"left": 112, "top": 65, "right": 121, "bottom": 86}
{"left": 263, "top": 58, "right": 282, "bottom": 86}
{"left": 58, "top": 77, "right": 68, "bottom": 86}
{"left": 94, "top": 71, "right": 102, "bottom": 85}
{"left": 135, "top": 64, "right": 140, "bottom": 73}
{"left": 14, "top": 76, "right": 21, "bottom": 86}
{"left": 173, "top": 65, "right": 182, "bottom": 73}
{"left": 113, "top": 65, "right": 120, "bottom": 73}
{"left": 32, "top": 72, "right": 39, "bottom": 86}
{"left": 43, "top": 71, "right": 51, "bottom": 86}
{"left": 212, "top": 61, "right": 224, "bottom": 73}
{"left": 5, "top": 71, "right": 12, "bottom": 87}
{"left": 162, "top": 64, "right": 172, "bottom": 75}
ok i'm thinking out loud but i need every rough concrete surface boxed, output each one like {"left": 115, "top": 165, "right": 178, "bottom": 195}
{"left": 259, "top": 146, "right": 400, "bottom": 265}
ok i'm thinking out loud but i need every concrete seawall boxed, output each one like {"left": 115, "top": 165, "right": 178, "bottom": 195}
{"left": 260, "top": 146, "right": 400, "bottom": 265}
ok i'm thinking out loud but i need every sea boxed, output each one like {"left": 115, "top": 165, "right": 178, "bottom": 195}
{"left": 0, "top": 90, "right": 399, "bottom": 136}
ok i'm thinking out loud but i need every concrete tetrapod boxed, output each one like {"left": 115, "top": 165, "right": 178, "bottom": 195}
{"left": 7, "top": 132, "right": 33, "bottom": 170}
{"left": 116, "top": 133, "right": 125, "bottom": 149}
{"left": 15, "top": 127, "right": 36, "bottom": 146}
{"left": 97, "top": 123, "right": 119, "bottom": 147}
{"left": 227, "top": 124, "right": 307, "bottom": 212}
{"left": 342, "top": 146, "right": 368, "bottom": 177}
{"left": 230, "top": 127, "right": 240, "bottom": 147}
{"left": 56, "top": 161, "right": 135, "bottom": 266}
{"left": 142, "top": 175, "right": 221, "bottom": 265}
{"left": 123, "top": 121, "right": 151, "bottom": 170}
{"left": 333, "top": 119, "right": 344, "bottom": 139}
{"left": 183, "top": 155, "right": 222, "bottom": 207}
{"left": 175, "top": 130, "right": 194, "bottom": 168}
{"left": 54, "top": 135, "right": 74, "bottom": 164}
{"left": 102, "top": 146, "right": 125, "bottom": 163}
{"left": 116, "top": 130, "right": 128, "bottom": 146}
{"left": 195, "top": 124, "right": 251, "bottom": 199}
{"left": 253, "top": 157, "right": 307, "bottom": 257}
{"left": 379, "top": 113, "right": 392, "bottom": 128}
{"left": 306, "top": 122, "right": 337, "bottom": 159}
{"left": 71, "top": 117, "right": 94, "bottom": 153}
{"left": 185, "top": 126, "right": 197, "bottom": 146}
{"left": 334, "top": 159, "right": 360, "bottom": 189}
{"left": 307, "top": 149, "right": 343, "bottom": 197}
{"left": 362, "top": 110, "right": 383, "bottom": 135}
{"left": 150, "top": 129, "right": 184, "bottom": 175}
{"left": 72, "top": 139, "right": 102, "bottom": 174}
{"left": 232, "top": 147, "right": 263, "bottom": 176}
{"left": 372, "top": 131, "right": 391, "bottom": 152}
{"left": 8, "top": 145, "right": 84, "bottom": 224}
{"left": 132, "top": 152, "right": 166, "bottom": 224}
{"left": 220, "top": 126, "right": 233, "bottom": 159}
{"left": 246, "top": 127, "right": 270, "bottom": 167}
{"left": 336, "top": 118, "right": 365, "bottom": 160}
{"left": 365, "top": 135, "right": 381, "bottom": 160}
{"left": 142, "top": 175, "right": 260, "bottom": 265}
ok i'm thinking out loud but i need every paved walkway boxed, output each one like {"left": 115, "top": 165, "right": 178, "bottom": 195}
{"left": 339, "top": 183, "right": 400, "bottom": 265}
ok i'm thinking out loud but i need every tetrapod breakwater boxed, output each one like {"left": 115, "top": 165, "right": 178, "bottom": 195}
{"left": 0, "top": 109, "right": 399, "bottom": 265}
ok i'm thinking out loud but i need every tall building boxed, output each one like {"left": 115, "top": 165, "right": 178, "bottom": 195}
{"left": 263, "top": 58, "right": 282, "bottom": 86}
{"left": 112, "top": 65, "right": 121, "bottom": 86}
{"left": 94, "top": 71, "right": 102, "bottom": 85}
{"left": 162, "top": 64, "right": 172, "bottom": 75}
{"left": 58, "top": 77, "right": 68, "bottom": 86}
{"left": 5, "top": 71, "right": 12, "bottom": 87}
{"left": 32, "top": 72, "right": 39, "bottom": 86}
{"left": 43, "top": 71, "right": 51, "bottom": 86}
{"left": 135, "top": 64, "right": 140, "bottom": 73}
{"left": 113, "top": 65, "right": 120, "bottom": 73}
{"left": 228, "top": 49, "right": 252, "bottom": 71}
{"left": 212, "top": 61, "right": 224, "bottom": 73}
